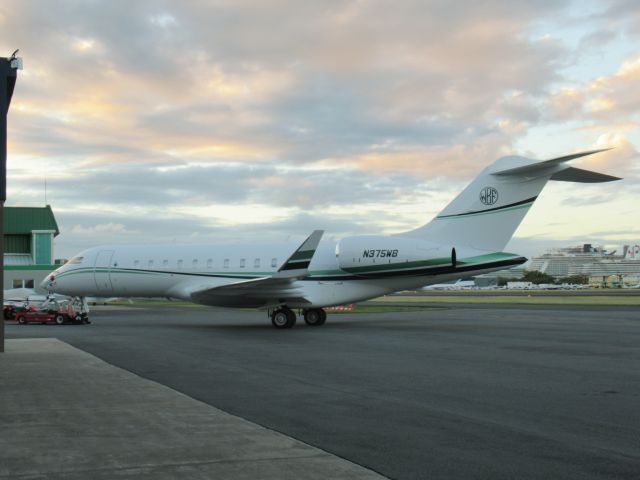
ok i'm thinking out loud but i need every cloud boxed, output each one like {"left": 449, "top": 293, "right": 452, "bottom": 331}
{"left": 69, "top": 222, "right": 134, "bottom": 235}
{"left": 569, "top": 132, "right": 640, "bottom": 177}
{"left": 546, "top": 88, "right": 584, "bottom": 121}
{"left": 10, "top": 162, "right": 423, "bottom": 208}
{"left": 2, "top": 0, "right": 568, "bottom": 170}
{"left": 587, "top": 57, "right": 640, "bottom": 118}
{"left": 545, "top": 54, "right": 640, "bottom": 125}
{"left": 0, "top": 0, "right": 637, "bottom": 258}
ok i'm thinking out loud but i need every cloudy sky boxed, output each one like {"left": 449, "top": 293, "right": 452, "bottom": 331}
{"left": 1, "top": 0, "right": 638, "bottom": 259}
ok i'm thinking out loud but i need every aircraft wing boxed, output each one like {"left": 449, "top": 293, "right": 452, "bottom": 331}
{"left": 189, "top": 230, "right": 324, "bottom": 307}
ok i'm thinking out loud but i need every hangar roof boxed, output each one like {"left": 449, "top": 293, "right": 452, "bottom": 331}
{"left": 3, "top": 205, "right": 60, "bottom": 236}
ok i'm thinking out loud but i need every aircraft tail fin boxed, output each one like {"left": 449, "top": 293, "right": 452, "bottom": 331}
{"left": 399, "top": 149, "right": 619, "bottom": 251}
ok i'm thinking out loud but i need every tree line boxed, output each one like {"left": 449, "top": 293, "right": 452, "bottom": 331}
{"left": 496, "top": 271, "right": 589, "bottom": 287}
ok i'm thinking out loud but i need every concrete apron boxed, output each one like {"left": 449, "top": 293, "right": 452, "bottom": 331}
{"left": 0, "top": 339, "right": 385, "bottom": 480}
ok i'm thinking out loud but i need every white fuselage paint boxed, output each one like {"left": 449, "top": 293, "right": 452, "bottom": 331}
{"left": 44, "top": 239, "right": 509, "bottom": 309}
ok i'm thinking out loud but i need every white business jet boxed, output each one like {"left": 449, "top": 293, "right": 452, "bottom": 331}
{"left": 43, "top": 149, "right": 619, "bottom": 328}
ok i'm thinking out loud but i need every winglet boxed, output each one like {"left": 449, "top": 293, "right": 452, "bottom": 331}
{"left": 276, "top": 230, "right": 324, "bottom": 276}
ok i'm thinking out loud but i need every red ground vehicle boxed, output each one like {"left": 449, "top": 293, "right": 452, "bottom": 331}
{"left": 4, "top": 302, "right": 28, "bottom": 320}
{"left": 4, "top": 304, "right": 17, "bottom": 319}
{"left": 14, "top": 300, "right": 90, "bottom": 325}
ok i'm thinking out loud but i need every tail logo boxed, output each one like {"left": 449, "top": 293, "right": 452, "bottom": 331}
{"left": 479, "top": 186, "right": 498, "bottom": 205}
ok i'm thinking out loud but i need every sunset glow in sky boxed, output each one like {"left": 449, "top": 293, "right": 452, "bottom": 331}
{"left": 1, "top": 0, "right": 638, "bottom": 258}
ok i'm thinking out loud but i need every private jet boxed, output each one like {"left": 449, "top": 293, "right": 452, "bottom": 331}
{"left": 43, "top": 149, "right": 619, "bottom": 328}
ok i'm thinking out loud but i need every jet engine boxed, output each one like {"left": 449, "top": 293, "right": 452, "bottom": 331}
{"left": 336, "top": 235, "right": 456, "bottom": 274}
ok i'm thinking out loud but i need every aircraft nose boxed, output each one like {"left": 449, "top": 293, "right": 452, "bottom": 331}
{"left": 41, "top": 273, "right": 56, "bottom": 291}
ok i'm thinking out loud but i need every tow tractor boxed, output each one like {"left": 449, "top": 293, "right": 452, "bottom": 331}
{"left": 14, "top": 297, "right": 90, "bottom": 325}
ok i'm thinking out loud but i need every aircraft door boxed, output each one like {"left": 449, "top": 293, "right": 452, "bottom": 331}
{"left": 94, "top": 250, "right": 114, "bottom": 292}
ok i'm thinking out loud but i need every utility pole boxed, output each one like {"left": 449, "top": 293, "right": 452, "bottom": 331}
{"left": 0, "top": 51, "right": 22, "bottom": 353}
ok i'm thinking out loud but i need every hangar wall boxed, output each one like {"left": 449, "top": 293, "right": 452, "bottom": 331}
{"left": 3, "top": 205, "right": 60, "bottom": 294}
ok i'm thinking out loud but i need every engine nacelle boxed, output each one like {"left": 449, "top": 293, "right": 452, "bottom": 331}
{"left": 336, "top": 235, "right": 456, "bottom": 275}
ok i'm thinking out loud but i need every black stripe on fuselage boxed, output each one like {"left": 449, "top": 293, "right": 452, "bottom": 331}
{"left": 437, "top": 196, "right": 538, "bottom": 219}
{"left": 307, "top": 256, "right": 528, "bottom": 281}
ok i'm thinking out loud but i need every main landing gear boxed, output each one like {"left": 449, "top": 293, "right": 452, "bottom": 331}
{"left": 303, "top": 308, "right": 326, "bottom": 326}
{"left": 270, "top": 307, "right": 327, "bottom": 329}
{"left": 271, "top": 307, "right": 296, "bottom": 329}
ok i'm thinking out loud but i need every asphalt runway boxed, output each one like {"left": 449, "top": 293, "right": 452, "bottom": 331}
{"left": 7, "top": 304, "right": 640, "bottom": 480}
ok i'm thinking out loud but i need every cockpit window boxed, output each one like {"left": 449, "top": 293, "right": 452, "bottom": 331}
{"left": 66, "top": 256, "right": 84, "bottom": 265}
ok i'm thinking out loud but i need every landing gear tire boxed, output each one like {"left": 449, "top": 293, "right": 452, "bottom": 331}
{"left": 271, "top": 308, "right": 296, "bottom": 329}
{"left": 304, "top": 308, "right": 327, "bottom": 326}
{"left": 55, "top": 314, "right": 65, "bottom": 325}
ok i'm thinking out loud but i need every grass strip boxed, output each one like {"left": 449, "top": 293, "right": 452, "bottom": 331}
{"left": 104, "top": 299, "right": 443, "bottom": 313}
{"left": 372, "top": 295, "right": 640, "bottom": 306}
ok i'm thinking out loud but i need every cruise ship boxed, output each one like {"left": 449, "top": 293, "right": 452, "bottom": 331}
{"left": 530, "top": 243, "right": 640, "bottom": 280}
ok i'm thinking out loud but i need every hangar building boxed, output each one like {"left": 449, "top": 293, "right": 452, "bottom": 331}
{"left": 3, "top": 205, "right": 59, "bottom": 293}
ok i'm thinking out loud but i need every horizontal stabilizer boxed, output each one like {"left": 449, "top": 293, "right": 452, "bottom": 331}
{"left": 550, "top": 166, "right": 621, "bottom": 183}
{"left": 492, "top": 148, "right": 612, "bottom": 177}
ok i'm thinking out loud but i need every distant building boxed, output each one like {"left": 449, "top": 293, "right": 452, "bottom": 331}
{"left": 3, "top": 205, "right": 59, "bottom": 293}
{"left": 623, "top": 245, "right": 640, "bottom": 260}
{"left": 530, "top": 243, "right": 640, "bottom": 281}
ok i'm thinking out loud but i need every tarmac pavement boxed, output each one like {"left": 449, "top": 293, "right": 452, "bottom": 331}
{"left": 5, "top": 304, "right": 640, "bottom": 479}
{"left": 0, "top": 338, "right": 385, "bottom": 480}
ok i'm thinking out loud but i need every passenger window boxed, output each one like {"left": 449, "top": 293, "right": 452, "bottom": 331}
{"left": 240, "top": 258, "right": 246, "bottom": 268}
{"left": 254, "top": 258, "right": 260, "bottom": 268}
{"left": 134, "top": 260, "right": 140, "bottom": 267}
{"left": 148, "top": 259, "right": 154, "bottom": 268}
{"left": 192, "top": 259, "right": 198, "bottom": 269}
{"left": 163, "top": 259, "right": 168, "bottom": 267}
{"left": 177, "top": 259, "right": 183, "bottom": 269}
{"left": 224, "top": 259, "right": 229, "bottom": 268}
{"left": 271, "top": 258, "right": 277, "bottom": 268}
{"left": 206, "top": 259, "right": 213, "bottom": 268}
